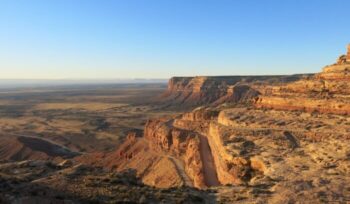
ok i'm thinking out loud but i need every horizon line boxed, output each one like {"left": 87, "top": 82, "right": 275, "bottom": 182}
{"left": 0, "top": 72, "right": 316, "bottom": 81}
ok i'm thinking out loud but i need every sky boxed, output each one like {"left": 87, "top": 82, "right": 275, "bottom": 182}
{"left": 1, "top": 0, "right": 350, "bottom": 79}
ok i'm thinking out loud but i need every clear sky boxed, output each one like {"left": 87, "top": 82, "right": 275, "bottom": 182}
{"left": 1, "top": 0, "right": 350, "bottom": 79}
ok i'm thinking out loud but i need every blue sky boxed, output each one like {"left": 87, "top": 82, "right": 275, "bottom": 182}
{"left": 1, "top": 0, "right": 350, "bottom": 79}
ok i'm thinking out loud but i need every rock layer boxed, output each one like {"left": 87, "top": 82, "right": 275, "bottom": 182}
{"left": 255, "top": 46, "right": 350, "bottom": 115}
{"left": 161, "top": 75, "right": 310, "bottom": 107}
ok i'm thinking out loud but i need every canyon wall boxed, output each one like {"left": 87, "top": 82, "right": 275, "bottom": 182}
{"left": 144, "top": 118, "right": 206, "bottom": 188}
{"left": 161, "top": 75, "right": 310, "bottom": 107}
{"left": 255, "top": 50, "right": 350, "bottom": 115}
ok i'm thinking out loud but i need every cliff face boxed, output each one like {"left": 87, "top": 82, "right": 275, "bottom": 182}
{"left": 161, "top": 75, "right": 309, "bottom": 107}
{"left": 144, "top": 118, "right": 206, "bottom": 188}
{"left": 80, "top": 107, "right": 264, "bottom": 189}
{"left": 141, "top": 107, "right": 261, "bottom": 188}
{"left": 255, "top": 49, "right": 350, "bottom": 114}
{"left": 162, "top": 76, "right": 235, "bottom": 106}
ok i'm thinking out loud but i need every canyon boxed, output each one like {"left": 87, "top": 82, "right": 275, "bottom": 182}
{"left": 87, "top": 45, "right": 350, "bottom": 202}
{"left": 1, "top": 46, "right": 350, "bottom": 203}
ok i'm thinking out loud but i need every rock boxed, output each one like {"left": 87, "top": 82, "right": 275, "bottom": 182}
{"left": 161, "top": 75, "right": 307, "bottom": 107}
{"left": 254, "top": 45, "right": 350, "bottom": 115}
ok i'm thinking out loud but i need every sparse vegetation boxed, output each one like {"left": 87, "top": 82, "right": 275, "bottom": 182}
{"left": 0, "top": 84, "right": 170, "bottom": 153}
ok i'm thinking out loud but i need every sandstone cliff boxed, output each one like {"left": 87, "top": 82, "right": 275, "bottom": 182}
{"left": 255, "top": 46, "right": 350, "bottom": 115}
{"left": 161, "top": 75, "right": 310, "bottom": 107}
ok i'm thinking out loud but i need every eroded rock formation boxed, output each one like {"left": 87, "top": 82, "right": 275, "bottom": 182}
{"left": 161, "top": 75, "right": 309, "bottom": 107}
{"left": 82, "top": 45, "right": 350, "bottom": 203}
{"left": 255, "top": 45, "right": 350, "bottom": 114}
{"left": 8, "top": 44, "right": 349, "bottom": 203}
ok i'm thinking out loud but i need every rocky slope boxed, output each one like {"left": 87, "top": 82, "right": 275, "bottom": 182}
{"left": 75, "top": 130, "right": 188, "bottom": 188}
{"left": 86, "top": 104, "right": 349, "bottom": 202}
{"left": 255, "top": 47, "right": 350, "bottom": 114}
{"left": 0, "top": 135, "right": 79, "bottom": 161}
{"left": 0, "top": 160, "right": 209, "bottom": 204}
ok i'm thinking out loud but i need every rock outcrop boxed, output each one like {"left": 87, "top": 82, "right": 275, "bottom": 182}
{"left": 75, "top": 130, "right": 187, "bottom": 188}
{"left": 144, "top": 118, "right": 206, "bottom": 188}
{"left": 255, "top": 45, "right": 350, "bottom": 115}
{"left": 161, "top": 75, "right": 310, "bottom": 107}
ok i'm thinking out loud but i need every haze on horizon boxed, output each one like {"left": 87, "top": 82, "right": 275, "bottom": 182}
{"left": 1, "top": 0, "right": 350, "bottom": 79}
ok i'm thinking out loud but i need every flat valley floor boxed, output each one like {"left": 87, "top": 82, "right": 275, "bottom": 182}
{"left": 0, "top": 83, "right": 173, "bottom": 153}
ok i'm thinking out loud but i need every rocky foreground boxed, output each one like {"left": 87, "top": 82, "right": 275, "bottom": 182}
{"left": 0, "top": 160, "right": 208, "bottom": 203}
{"left": 1, "top": 46, "right": 350, "bottom": 203}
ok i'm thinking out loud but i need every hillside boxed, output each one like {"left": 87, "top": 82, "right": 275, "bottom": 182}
{"left": 0, "top": 135, "right": 79, "bottom": 161}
